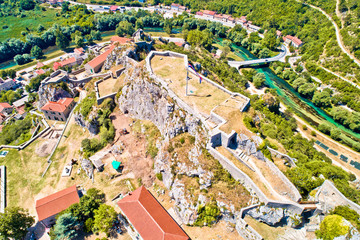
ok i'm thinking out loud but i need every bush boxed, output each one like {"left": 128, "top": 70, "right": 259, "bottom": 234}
{"left": 318, "top": 123, "right": 331, "bottom": 135}
{"left": 316, "top": 215, "right": 349, "bottom": 240}
{"left": 302, "top": 125, "right": 308, "bottom": 130}
{"left": 194, "top": 201, "right": 220, "bottom": 227}
{"left": 156, "top": 173, "right": 163, "bottom": 181}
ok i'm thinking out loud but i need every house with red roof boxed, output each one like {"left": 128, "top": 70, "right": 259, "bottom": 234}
{"left": 171, "top": 3, "right": 180, "bottom": 11}
{"left": 196, "top": 11, "right": 203, "bottom": 16}
{"left": 214, "top": 14, "right": 223, "bottom": 21}
{"left": 117, "top": 186, "right": 190, "bottom": 240}
{"left": 110, "top": 36, "right": 133, "bottom": 45}
{"left": 35, "top": 69, "right": 46, "bottom": 76}
{"left": 0, "top": 103, "right": 13, "bottom": 115}
{"left": 110, "top": 5, "right": 119, "bottom": 12}
{"left": 85, "top": 45, "right": 115, "bottom": 74}
{"left": 36, "top": 62, "right": 45, "bottom": 69}
{"left": 35, "top": 185, "right": 80, "bottom": 228}
{"left": 276, "top": 30, "right": 282, "bottom": 38}
{"left": 41, "top": 98, "right": 75, "bottom": 121}
{"left": 74, "top": 47, "right": 85, "bottom": 56}
{"left": 203, "top": 10, "right": 216, "bottom": 19}
{"left": 283, "top": 35, "right": 303, "bottom": 48}
{"left": 53, "top": 57, "right": 81, "bottom": 71}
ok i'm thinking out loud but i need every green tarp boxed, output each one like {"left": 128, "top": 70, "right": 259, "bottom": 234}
{"left": 112, "top": 161, "right": 121, "bottom": 170}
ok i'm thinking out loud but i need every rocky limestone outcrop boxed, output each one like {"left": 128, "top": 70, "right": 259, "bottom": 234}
{"left": 73, "top": 109, "right": 99, "bottom": 135}
{"left": 38, "top": 84, "right": 73, "bottom": 108}
{"left": 118, "top": 69, "right": 200, "bottom": 140}
{"left": 247, "top": 205, "right": 284, "bottom": 226}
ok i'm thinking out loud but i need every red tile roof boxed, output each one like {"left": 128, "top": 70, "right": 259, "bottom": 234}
{"left": 87, "top": 45, "right": 115, "bottom": 69}
{"left": 276, "top": 30, "right": 282, "bottom": 36}
{"left": 0, "top": 103, "right": 12, "bottom": 111}
{"left": 171, "top": 3, "right": 180, "bottom": 7}
{"left": 203, "top": 10, "right": 216, "bottom": 16}
{"left": 74, "top": 47, "right": 84, "bottom": 55}
{"left": 41, "top": 98, "right": 74, "bottom": 113}
{"left": 196, "top": 11, "right": 203, "bottom": 15}
{"left": 36, "top": 185, "right": 80, "bottom": 221}
{"left": 174, "top": 42, "right": 184, "bottom": 47}
{"left": 292, "top": 36, "right": 303, "bottom": 46}
{"left": 35, "top": 69, "right": 45, "bottom": 75}
{"left": 117, "top": 186, "right": 189, "bottom": 240}
{"left": 36, "top": 62, "right": 45, "bottom": 69}
{"left": 53, "top": 62, "right": 62, "bottom": 71}
{"left": 110, "top": 36, "right": 133, "bottom": 45}
{"left": 110, "top": 5, "right": 119, "bottom": 11}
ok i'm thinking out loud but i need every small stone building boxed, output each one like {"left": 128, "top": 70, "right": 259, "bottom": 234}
{"left": 85, "top": 45, "right": 115, "bottom": 74}
{"left": 41, "top": 98, "right": 75, "bottom": 121}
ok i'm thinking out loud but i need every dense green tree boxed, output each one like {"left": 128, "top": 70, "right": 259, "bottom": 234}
{"left": 292, "top": 77, "right": 308, "bottom": 90}
{"left": 186, "top": 29, "right": 213, "bottom": 48}
{"left": 316, "top": 215, "right": 349, "bottom": 240}
{"left": 0, "top": 207, "right": 35, "bottom": 240}
{"left": 312, "top": 91, "right": 331, "bottom": 107}
{"left": 55, "top": 30, "right": 70, "bottom": 50}
{"left": 53, "top": 213, "right": 81, "bottom": 240}
{"left": 14, "top": 54, "right": 31, "bottom": 65}
{"left": 31, "top": 45, "right": 43, "bottom": 59}
{"left": 298, "top": 83, "right": 316, "bottom": 98}
{"left": 115, "top": 21, "right": 135, "bottom": 37}
{"left": 262, "top": 29, "right": 278, "bottom": 50}
{"left": 61, "top": 1, "right": 70, "bottom": 13}
{"left": 20, "top": 0, "right": 36, "bottom": 10}
{"left": 253, "top": 73, "right": 266, "bottom": 89}
{"left": 37, "top": 24, "right": 45, "bottom": 33}
{"left": 92, "top": 205, "right": 117, "bottom": 235}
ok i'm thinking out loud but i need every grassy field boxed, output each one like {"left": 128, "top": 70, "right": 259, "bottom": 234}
{"left": 0, "top": 8, "right": 61, "bottom": 42}
{"left": 244, "top": 215, "right": 287, "bottom": 240}
{"left": 98, "top": 73, "right": 125, "bottom": 97}
{"left": 151, "top": 55, "right": 230, "bottom": 115}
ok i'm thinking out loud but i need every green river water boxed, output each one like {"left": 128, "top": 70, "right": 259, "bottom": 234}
{"left": 227, "top": 41, "right": 360, "bottom": 141}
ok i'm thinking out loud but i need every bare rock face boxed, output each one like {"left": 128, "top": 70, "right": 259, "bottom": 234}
{"left": 73, "top": 110, "right": 99, "bottom": 135}
{"left": 38, "top": 84, "right": 73, "bottom": 108}
{"left": 247, "top": 205, "right": 284, "bottom": 226}
{"left": 118, "top": 69, "right": 200, "bottom": 140}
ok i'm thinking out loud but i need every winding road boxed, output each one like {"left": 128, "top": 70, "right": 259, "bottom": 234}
{"left": 300, "top": 1, "right": 360, "bottom": 67}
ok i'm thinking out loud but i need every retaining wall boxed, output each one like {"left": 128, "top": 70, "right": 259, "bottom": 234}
{"left": 268, "top": 147, "right": 297, "bottom": 167}
{"left": 236, "top": 216, "right": 264, "bottom": 240}
{"left": 0, "top": 166, "right": 6, "bottom": 213}
{"left": 264, "top": 158, "right": 302, "bottom": 202}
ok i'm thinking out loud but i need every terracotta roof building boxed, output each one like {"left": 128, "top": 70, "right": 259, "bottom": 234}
{"left": 36, "top": 62, "right": 45, "bottom": 69}
{"left": 35, "top": 185, "right": 80, "bottom": 227}
{"left": 41, "top": 98, "right": 75, "bottom": 121}
{"left": 110, "top": 5, "right": 119, "bottom": 12}
{"left": 117, "top": 186, "right": 190, "bottom": 240}
{"left": 53, "top": 57, "right": 81, "bottom": 71}
{"left": 203, "top": 10, "right": 216, "bottom": 18}
{"left": 283, "top": 35, "right": 303, "bottom": 48}
{"left": 74, "top": 47, "right": 85, "bottom": 55}
{"left": 0, "top": 102, "right": 13, "bottom": 115}
{"left": 110, "top": 36, "right": 133, "bottom": 45}
{"left": 85, "top": 45, "right": 115, "bottom": 74}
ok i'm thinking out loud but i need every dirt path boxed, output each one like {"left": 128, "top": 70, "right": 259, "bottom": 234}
{"left": 335, "top": 0, "right": 344, "bottom": 27}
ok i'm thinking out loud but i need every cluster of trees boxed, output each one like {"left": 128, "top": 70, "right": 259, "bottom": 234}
{"left": 79, "top": 98, "right": 115, "bottom": 158}
{"left": 0, "top": 88, "right": 22, "bottom": 104}
{"left": 0, "top": 207, "right": 34, "bottom": 239}
{"left": 0, "top": 115, "right": 33, "bottom": 145}
{"left": 245, "top": 93, "right": 358, "bottom": 199}
{"left": 50, "top": 188, "right": 118, "bottom": 238}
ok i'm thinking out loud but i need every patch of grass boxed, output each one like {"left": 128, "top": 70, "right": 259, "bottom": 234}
{"left": 0, "top": 8, "right": 61, "bottom": 42}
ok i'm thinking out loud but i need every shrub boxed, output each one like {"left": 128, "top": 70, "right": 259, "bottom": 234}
{"left": 156, "top": 173, "right": 163, "bottom": 181}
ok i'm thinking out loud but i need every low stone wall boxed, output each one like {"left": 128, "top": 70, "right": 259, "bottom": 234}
{"left": 207, "top": 145, "right": 267, "bottom": 202}
{"left": 236, "top": 217, "right": 264, "bottom": 240}
{"left": 315, "top": 180, "right": 360, "bottom": 215}
{"left": 240, "top": 204, "right": 260, "bottom": 218}
{"left": 0, "top": 166, "right": 6, "bottom": 213}
{"left": 264, "top": 158, "right": 302, "bottom": 202}
{"left": 268, "top": 147, "right": 297, "bottom": 167}
{"left": 146, "top": 50, "right": 250, "bottom": 112}
{"left": 71, "top": 68, "right": 85, "bottom": 75}
{"left": 94, "top": 72, "right": 121, "bottom": 105}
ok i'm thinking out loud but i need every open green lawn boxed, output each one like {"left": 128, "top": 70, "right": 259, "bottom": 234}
{"left": 0, "top": 8, "right": 61, "bottom": 42}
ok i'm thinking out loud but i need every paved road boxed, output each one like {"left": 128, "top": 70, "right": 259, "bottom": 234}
{"left": 228, "top": 44, "right": 287, "bottom": 68}
{"left": 299, "top": 1, "right": 360, "bottom": 67}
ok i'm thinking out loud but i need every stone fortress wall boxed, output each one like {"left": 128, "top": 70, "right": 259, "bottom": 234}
{"left": 145, "top": 50, "right": 307, "bottom": 239}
